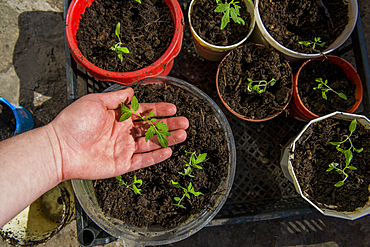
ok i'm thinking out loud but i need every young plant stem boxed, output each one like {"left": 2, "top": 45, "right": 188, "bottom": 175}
{"left": 313, "top": 78, "right": 347, "bottom": 100}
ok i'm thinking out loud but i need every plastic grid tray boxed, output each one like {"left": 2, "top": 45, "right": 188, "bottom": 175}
{"left": 63, "top": 0, "right": 370, "bottom": 245}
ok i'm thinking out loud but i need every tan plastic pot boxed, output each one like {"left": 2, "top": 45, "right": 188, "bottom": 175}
{"left": 280, "top": 112, "right": 370, "bottom": 220}
{"left": 188, "top": 0, "right": 255, "bottom": 61}
{"left": 288, "top": 55, "right": 363, "bottom": 122}
{"left": 253, "top": 0, "right": 358, "bottom": 63}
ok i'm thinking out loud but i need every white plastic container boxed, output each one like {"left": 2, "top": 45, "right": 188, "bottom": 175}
{"left": 188, "top": 0, "right": 255, "bottom": 61}
{"left": 253, "top": 0, "right": 358, "bottom": 63}
{"left": 280, "top": 112, "right": 370, "bottom": 220}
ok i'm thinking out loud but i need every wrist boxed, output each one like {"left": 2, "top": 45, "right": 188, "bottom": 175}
{"left": 43, "top": 123, "right": 63, "bottom": 184}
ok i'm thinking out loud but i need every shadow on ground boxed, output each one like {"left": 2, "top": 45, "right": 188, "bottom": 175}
{"left": 14, "top": 11, "right": 67, "bottom": 128}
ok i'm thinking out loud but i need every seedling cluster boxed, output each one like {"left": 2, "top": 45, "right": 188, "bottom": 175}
{"left": 171, "top": 181, "right": 203, "bottom": 209}
{"left": 214, "top": 0, "right": 245, "bottom": 30}
{"left": 116, "top": 175, "right": 143, "bottom": 194}
{"left": 247, "top": 78, "right": 276, "bottom": 94}
{"left": 326, "top": 119, "right": 363, "bottom": 187}
{"left": 110, "top": 22, "right": 130, "bottom": 63}
{"left": 314, "top": 78, "right": 347, "bottom": 100}
{"left": 120, "top": 95, "right": 171, "bottom": 148}
{"left": 178, "top": 151, "right": 207, "bottom": 177}
{"left": 299, "top": 37, "right": 326, "bottom": 50}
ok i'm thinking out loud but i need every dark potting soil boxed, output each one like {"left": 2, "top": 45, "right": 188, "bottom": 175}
{"left": 298, "top": 60, "right": 357, "bottom": 116}
{"left": 76, "top": 0, "right": 174, "bottom": 72}
{"left": 217, "top": 44, "right": 292, "bottom": 120}
{"left": 0, "top": 102, "right": 15, "bottom": 141}
{"left": 94, "top": 85, "right": 229, "bottom": 228}
{"left": 191, "top": 0, "right": 251, "bottom": 46}
{"left": 292, "top": 118, "right": 370, "bottom": 212}
{"left": 259, "top": 0, "right": 349, "bottom": 54}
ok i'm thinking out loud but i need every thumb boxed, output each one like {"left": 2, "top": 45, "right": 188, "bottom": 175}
{"left": 99, "top": 87, "right": 134, "bottom": 110}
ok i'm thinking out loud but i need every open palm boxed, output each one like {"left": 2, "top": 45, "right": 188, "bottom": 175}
{"left": 51, "top": 87, "right": 188, "bottom": 181}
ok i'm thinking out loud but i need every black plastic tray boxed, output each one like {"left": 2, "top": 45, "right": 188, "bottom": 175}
{"left": 63, "top": 0, "right": 370, "bottom": 245}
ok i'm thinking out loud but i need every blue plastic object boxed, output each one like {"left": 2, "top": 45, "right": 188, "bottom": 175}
{"left": 0, "top": 97, "right": 34, "bottom": 135}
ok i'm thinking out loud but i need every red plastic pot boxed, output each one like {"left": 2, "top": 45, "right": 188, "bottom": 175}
{"left": 65, "top": 0, "right": 184, "bottom": 85}
{"left": 288, "top": 55, "right": 363, "bottom": 121}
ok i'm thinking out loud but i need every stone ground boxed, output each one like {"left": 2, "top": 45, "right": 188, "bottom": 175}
{"left": 0, "top": 0, "right": 370, "bottom": 246}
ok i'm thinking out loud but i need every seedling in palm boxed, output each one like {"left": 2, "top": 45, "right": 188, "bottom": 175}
{"left": 178, "top": 151, "right": 208, "bottom": 177}
{"left": 116, "top": 175, "right": 143, "bottom": 194}
{"left": 247, "top": 78, "right": 276, "bottom": 94}
{"left": 214, "top": 0, "right": 246, "bottom": 29}
{"left": 299, "top": 37, "right": 326, "bottom": 50}
{"left": 326, "top": 119, "right": 363, "bottom": 187}
{"left": 171, "top": 181, "right": 203, "bottom": 209}
{"left": 120, "top": 95, "right": 171, "bottom": 148}
{"left": 314, "top": 78, "right": 347, "bottom": 100}
{"left": 110, "top": 22, "right": 130, "bottom": 63}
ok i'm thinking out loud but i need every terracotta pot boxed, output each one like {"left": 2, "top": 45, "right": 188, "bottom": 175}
{"left": 188, "top": 0, "right": 255, "bottom": 61}
{"left": 280, "top": 112, "right": 370, "bottom": 220}
{"left": 216, "top": 44, "right": 293, "bottom": 122}
{"left": 288, "top": 55, "right": 363, "bottom": 121}
{"left": 65, "top": 0, "right": 184, "bottom": 85}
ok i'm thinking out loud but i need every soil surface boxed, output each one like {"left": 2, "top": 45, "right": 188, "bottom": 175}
{"left": 217, "top": 44, "right": 292, "bottom": 120}
{"left": 259, "top": 0, "right": 349, "bottom": 53}
{"left": 298, "top": 59, "right": 357, "bottom": 116}
{"left": 0, "top": 102, "right": 15, "bottom": 141}
{"left": 94, "top": 84, "right": 229, "bottom": 228}
{"left": 190, "top": 0, "right": 251, "bottom": 46}
{"left": 292, "top": 118, "right": 370, "bottom": 212}
{"left": 76, "top": 0, "right": 174, "bottom": 72}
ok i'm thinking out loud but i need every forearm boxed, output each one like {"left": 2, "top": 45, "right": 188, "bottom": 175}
{"left": 0, "top": 124, "right": 62, "bottom": 227}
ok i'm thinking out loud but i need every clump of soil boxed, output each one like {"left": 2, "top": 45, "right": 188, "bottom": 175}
{"left": 94, "top": 84, "right": 229, "bottom": 228}
{"left": 259, "top": 0, "right": 349, "bottom": 53}
{"left": 298, "top": 59, "right": 357, "bottom": 116}
{"left": 217, "top": 44, "right": 292, "bottom": 120}
{"left": 76, "top": 0, "right": 174, "bottom": 72}
{"left": 0, "top": 102, "right": 15, "bottom": 141}
{"left": 292, "top": 118, "right": 370, "bottom": 212}
{"left": 191, "top": 0, "right": 251, "bottom": 46}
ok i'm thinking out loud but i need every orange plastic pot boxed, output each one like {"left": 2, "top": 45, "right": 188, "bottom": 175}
{"left": 216, "top": 44, "right": 293, "bottom": 122}
{"left": 288, "top": 55, "right": 363, "bottom": 121}
{"left": 65, "top": 0, "right": 184, "bottom": 85}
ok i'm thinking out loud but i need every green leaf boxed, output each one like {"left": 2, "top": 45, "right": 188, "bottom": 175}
{"left": 355, "top": 147, "right": 364, "bottom": 153}
{"left": 148, "top": 109, "right": 155, "bottom": 118}
{"left": 131, "top": 96, "right": 139, "bottom": 111}
{"left": 322, "top": 91, "right": 327, "bottom": 100}
{"left": 215, "top": 3, "right": 229, "bottom": 13}
{"left": 185, "top": 193, "right": 191, "bottom": 199}
{"left": 270, "top": 79, "right": 276, "bottom": 87}
{"left": 115, "top": 22, "right": 121, "bottom": 38}
{"left": 118, "top": 52, "right": 123, "bottom": 63}
{"left": 134, "top": 176, "right": 142, "bottom": 186}
{"left": 121, "top": 103, "right": 131, "bottom": 114}
{"left": 347, "top": 166, "right": 357, "bottom": 170}
{"left": 221, "top": 9, "right": 230, "bottom": 29}
{"left": 338, "top": 93, "right": 347, "bottom": 100}
{"left": 193, "top": 164, "right": 203, "bottom": 169}
{"left": 157, "top": 132, "right": 169, "bottom": 148}
{"left": 334, "top": 181, "right": 344, "bottom": 187}
{"left": 192, "top": 191, "right": 203, "bottom": 196}
{"left": 132, "top": 185, "right": 141, "bottom": 194}
{"left": 336, "top": 170, "right": 344, "bottom": 175}
{"left": 119, "top": 112, "right": 132, "bottom": 122}
{"left": 317, "top": 42, "right": 326, "bottom": 47}
{"left": 344, "top": 150, "right": 353, "bottom": 166}
{"left": 230, "top": 7, "right": 238, "bottom": 23}
{"left": 326, "top": 167, "right": 334, "bottom": 172}
{"left": 329, "top": 141, "right": 341, "bottom": 146}
{"left": 171, "top": 180, "right": 182, "bottom": 189}
{"left": 216, "top": 0, "right": 222, "bottom": 4}
{"left": 115, "top": 175, "right": 122, "bottom": 181}
{"left": 349, "top": 119, "right": 357, "bottom": 133}
{"left": 117, "top": 47, "right": 130, "bottom": 54}
{"left": 299, "top": 41, "right": 311, "bottom": 46}
{"left": 177, "top": 204, "right": 186, "bottom": 209}
{"left": 187, "top": 182, "right": 193, "bottom": 191}
{"left": 155, "top": 121, "right": 169, "bottom": 132}
{"left": 174, "top": 197, "right": 181, "bottom": 201}
{"left": 145, "top": 126, "right": 156, "bottom": 142}
{"left": 336, "top": 146, "right": 345, "bottom": 153}
{"left": 196, "top": 153, "right": 207, "bottom": 163}
{"left": 135, "top": 0, "right": 141, "bottom": 3}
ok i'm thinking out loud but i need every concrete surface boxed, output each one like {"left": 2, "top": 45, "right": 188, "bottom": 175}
{"left": 0, "top": 0, "right": 370, "bottom": 246}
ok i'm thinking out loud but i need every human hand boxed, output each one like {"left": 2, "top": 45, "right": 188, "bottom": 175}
{"left": 50, "top": 87, "right": 188, "bottom": 181}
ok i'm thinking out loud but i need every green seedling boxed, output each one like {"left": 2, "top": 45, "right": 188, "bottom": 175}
{"left": 298, "top": 37, "right": 326, "bottom": 50}
{"left": 110, "top": 22, "right": 130, "bottom": 63}
{"left": 120, "top": 95, "right": 171, "bottom": 148}
{"left": 178, "top": 151, "right": 208, "bottom": 177}
{"left": 247, "top": 78, "right": 276, "bottom": 94}
{"left": 116, "top": 175, "right": 143, "bottom": 194}
{"left": 171, "top": 180, "right": 203, "bottom": 209}
{"left": 214, "top": 0, "right": 245, "bottom": 30}
{"left": 135, "top": 0, "right": 141, "bottom": 3}
{"left": 313, "top": 78, "right": 347, "bottom": 101}
{"left": 326, "top": 119, "right": 363, "bottom": 187}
